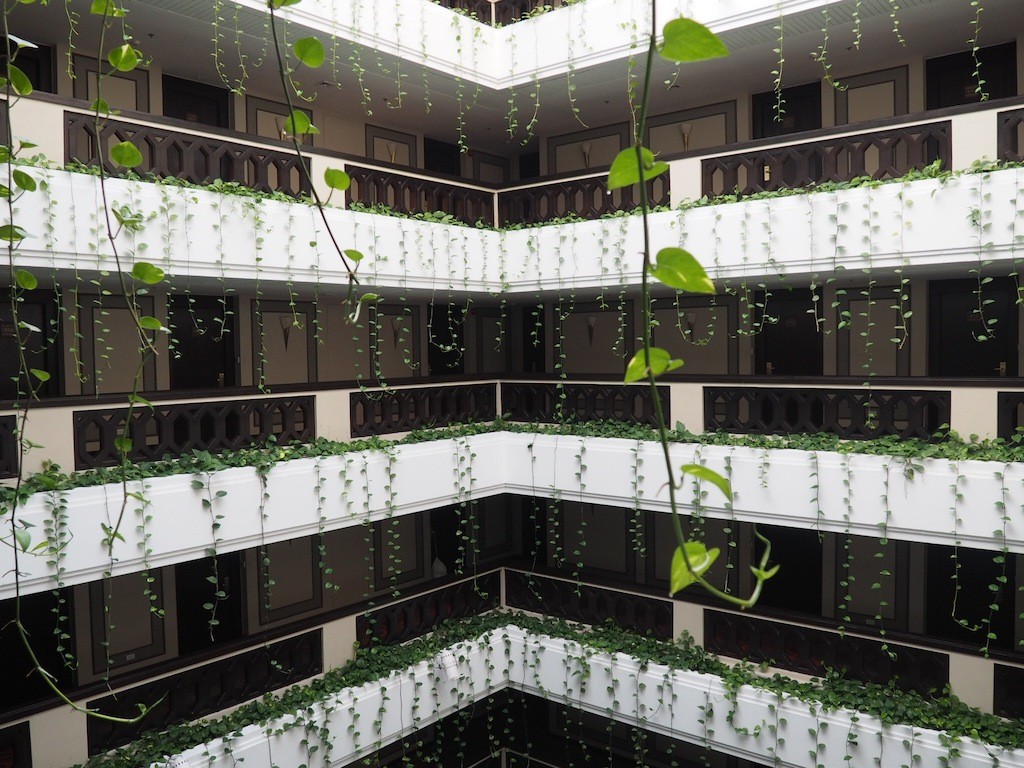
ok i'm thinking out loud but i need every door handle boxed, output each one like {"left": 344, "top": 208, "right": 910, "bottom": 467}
{"left": 995, "top": 361, "right": 1007, "bottom": 377}
{"left": 766, "top": 362, "right": 774, "bottom": 376}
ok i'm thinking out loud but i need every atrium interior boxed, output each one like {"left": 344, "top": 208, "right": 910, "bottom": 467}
{"left": 1, "top": 0, "right": 1024, "bottom": 766}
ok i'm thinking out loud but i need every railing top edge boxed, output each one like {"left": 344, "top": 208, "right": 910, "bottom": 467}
{"left": 663, "top": 94, "right": 1024, "bottom": 165}
{"left": 344, "top": 162, "right": 500, "bottom": 193}
{"left": 6, "top": 374, "right": 1023, "bottom": 414}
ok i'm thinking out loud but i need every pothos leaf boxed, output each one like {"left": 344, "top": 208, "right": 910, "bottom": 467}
{"left": 293, "top": 36, "right": 325, "bottom": 68}
{"left": 14, "top": 527, "right": 31, "bottom": 552}
{"left": 680, "top": 464, "right": 732, "bottom": 501}
{"left": 649, "top": 247, "right": 715, "bottom": 294}
{"left": 607, "top": 146, "right": 668, "bottom": 190}
{"left": 131, "top": 261, "right": 165, "bottom": 285}
{"left": 14, "top": 268, "right": 37, "bottom": 290}
{"left": 670, "top": 541, "right": 720, "bottom": 595}
{"left": 324, "top": 168, "right": 351, "bottom": 191}
{"left": 107, "top": 43, "right": 139, "bottom": 72}
{"left": 5, "top": 64, "right": 32, "bottom": 96}
{"left": 623, "top": 346, "right": 682, "bottom": 383}
{"left": 110, "top": 141, "right": 143, "bottom": 168}
{"left": 283, "top": 110, "right": 318, "bottom": 137}
{"left": 659, "top": 18, "right": 729, "bottom": 63}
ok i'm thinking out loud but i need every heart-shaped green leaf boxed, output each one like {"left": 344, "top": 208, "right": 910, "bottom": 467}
{"left": 670, "top": 541, "right": 720, "bottom": 595}
{"left": 29, "top": 368, "right": 50, "bottom": 382}
{"left": 14, "top": 527, "right": 31, "bottom": 552}
{"left": 138, "top": 315, "right": 165, "bottom": 331}
{"left": 110, "top": 141, "right": 142, "bottom": 168}
{"left": 624, "top": 346, "right": 682, "bottom": 383}
{"left": 6, "top": 64, "right": 32, "bottom": 96}
{"left": 344, "top": 248, "right": 364, "bottom": 262}
{"left": 283, "top": 110, "right": 318, "bottom": 137}
{"left": 12, "top": 169, "right": 35, "bottom": 192}
{"left": 90, "top": 0, "right": 125, "bottom": 16}
{"left": 324, "top": 168, "right": 351, "bottom": 191}
{"left": 649, "top": 247, "right": 715, "bottom": 294}
{"left": 14, "top": 268, "right": 37, "bottom": 290}
{"left": 294, "top": 36, "right": 325, "bottom": 68}
{"left": 107, "top": 43, "right": 139, "bottom": 72}
{"left": 680, "top": 464, "right": 732, "bottom": 500}
{"left": 659, "top": 18, "right": 729, "bottom": 63}
{"left": 131, "top": 261, "right": 165, "bottom": 285}
{"left": 0, "top": 223, "right": 27, "bottom": 242}
{"left": 607, "top": 147, "right": 668, "bottom": 190}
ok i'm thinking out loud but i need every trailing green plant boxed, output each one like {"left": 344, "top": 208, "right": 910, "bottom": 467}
{"left": 606, "top": 12, "right": 777, "bottom": 606}
{"left": 79, "top": 611, "right": 1024, "bottom": 768}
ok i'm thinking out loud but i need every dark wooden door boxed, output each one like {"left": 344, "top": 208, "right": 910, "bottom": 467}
{"left": 428, "top": 304, "right": 465, "bottom": 375}
{"left": 754, "top": 525, "right": 821, "bottom": 615}
{"left": 163, "top": 75, "right": 231, "bottom": 128}
{"left": 424, "top": 137, "right": 462, "bottom": 176}
{"left": 0, "top": 292, "right": 59, "bottom": 400}
{"left": 168, "top": 295, "right": 238, "bottom": 390}
{"left": 925, "top": 544, "right": 1016, "bottom": 650}
{"left": 522, "top": 306, "right": 545, "bottom": 373}
{"left": 926, "top": 42, "right": 1017, "bottom": 109}
{"left": 175, "top": 552, "right": 246, "bottom": 655}
{"left": 928, "top": 278, "right": 1018, "bottom": 377}
{"left": 754, "top": 289, "right": 822, "bottom": 376}
{"left": 752, "top": 82, "right": 822, "bottom": 139}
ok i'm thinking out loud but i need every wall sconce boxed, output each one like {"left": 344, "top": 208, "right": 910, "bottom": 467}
{"left": 679, "top": 123, "right": 693, "bottom": 152}
{"left": 390, "top": 315, "right": 404, "bottom": 348}
{"left": 683, "top": 312, "right": 697, "bottom": 336}
{"left": 580, "top": 142, "right": 592, "bottom": 169}
{"left": 275, "top": 116, "right": 287, "bottom": 141}
{"left": 385, "top": 142, "right": 398, "bottom": 164}
{"left": 279, "top": 314, "right": 293, "bottom": 350}
{"left": 587, "top": 315, "right": 597, "bottom": 345}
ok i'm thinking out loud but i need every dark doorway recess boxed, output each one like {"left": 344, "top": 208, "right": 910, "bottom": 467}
{"left": 428, "top": 304, "right": 466, "bottom": 375}
{"left": 928, "top": 278, "right": 1018, "bottom": 377}
{"left": 163, "top": 75, "right": 232, "bottom": 129}
{"left": 752, "top": 82, "right": 821, "bottom": 140}
{"left": 925, "top": 544, "right": 1016, "bottom": 650}
{"left": 754, "top": 289, "right": 823, "bottom": 376}
{"left": 754, "top": 525, "right": 822, "bottom": 615}
{"left": 175, "top": 552, "right": 246, "bottom": 656}
{"left": 424, "top": 137, "right": 462, "bottom": 176}
{"left": 926, "top": 42, "right": 1017, "bottom": 110}
{"left": 0, "top": 291, "right": 61, "bottom": 400}
{"left": 0, "top": 589, "right": 73, "bottom": 715}
{"left": 522, "top": 306, "right": 546, "bottom": 373}
{"left": 519, "top": 152, "right": 540, "bottom": 180}
{"left": 168, "top": 295, "right": 238, "bottom": 390}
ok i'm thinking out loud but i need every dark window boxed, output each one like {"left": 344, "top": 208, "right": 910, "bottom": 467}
{"left": 424, "top": 137, "right": 462, "bottom": 176}
{"left": 926, "top": 42, "right": 1017, "bottom": 109}
{"left": 163, "top": 75, "right": 231, "bottom": 129}
{"left": 752, "top": 82, "right": 821, "bottom": 139}
{"left": 925, "top": 544, "right": 1016, "bottom": 650}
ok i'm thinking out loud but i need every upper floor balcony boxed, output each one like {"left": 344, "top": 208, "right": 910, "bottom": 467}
{"left": 7, "top": 90, "right": 1024, "bottom": 295}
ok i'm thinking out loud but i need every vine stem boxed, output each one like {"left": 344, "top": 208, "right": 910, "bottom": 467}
{"left": 266, "top": 2, "right": 360, "bottom": 290}
{"left": 633, "top": 4, "right": 770, "bottom": 608}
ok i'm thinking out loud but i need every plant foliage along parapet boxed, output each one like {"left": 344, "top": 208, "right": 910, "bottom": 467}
{"left": 81, "top": 612, "right": 1024, "bottom": 768}
{"left": 6, "top": 418, "right": 1024, "bottom": 501}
